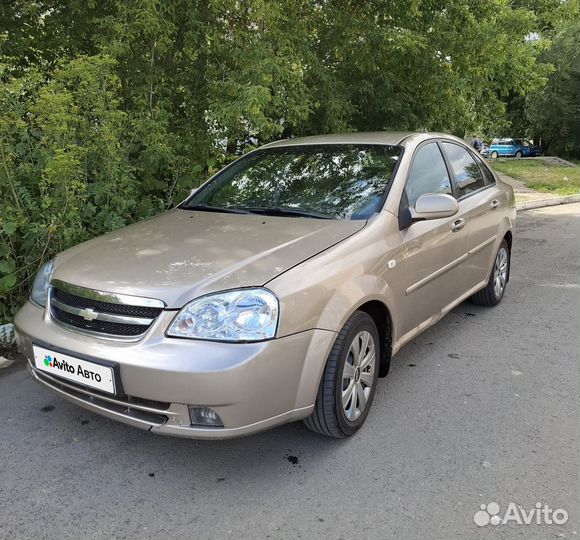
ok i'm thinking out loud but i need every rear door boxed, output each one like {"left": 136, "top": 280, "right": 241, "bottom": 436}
{"left": 498, "top": 139, "right": 511, "bottom": 156}
{"left": 506, "top": 139, "right": 517, "bottom": 156}
{"left": 440, "top": 141, "right": 502, "bottom": 289}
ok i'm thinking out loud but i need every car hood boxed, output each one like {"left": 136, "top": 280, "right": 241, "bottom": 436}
{"left": 51, "top": 209, "right": 365, "bottom": 308}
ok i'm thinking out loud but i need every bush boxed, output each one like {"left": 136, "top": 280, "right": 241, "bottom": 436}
{"left": 1, "top": 0, "right": 572, "bottom": 324}
{"left": 0, "top": 55, "right": 163, "bottom": 322}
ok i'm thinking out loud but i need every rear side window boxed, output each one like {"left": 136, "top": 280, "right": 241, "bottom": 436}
{"left": 473, "top": 153, "right": 496, "bottom": 186}
{"left": 441, "top": 142, "right": 485, "bottom": 198}
{"left": 405, "top": 143, "right": 452, "bottom": 206}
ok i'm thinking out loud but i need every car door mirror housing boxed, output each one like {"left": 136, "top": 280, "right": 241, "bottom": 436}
{"left": 412, "top": 193, "right": 459, "bottom": 221}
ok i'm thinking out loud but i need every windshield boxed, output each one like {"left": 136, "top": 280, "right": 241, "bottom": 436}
{"left": 514, "top": 139, "right": 530, "bottom": 146}
{"left": 181, "top": 144, "right": 402, "bottom": 220}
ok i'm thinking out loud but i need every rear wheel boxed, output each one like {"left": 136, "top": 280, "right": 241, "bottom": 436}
{"left": 471, "top": 240, "right": 510, "bottom": 306}
{"left": 304, "top": 311, "right": 379, "bottom": 438}
{"left": 490, "top": 151, "right": 498, "bottom": 159}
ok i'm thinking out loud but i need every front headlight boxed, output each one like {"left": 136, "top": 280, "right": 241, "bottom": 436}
{"left": 167, "top": 288, "right": 279, "bottom": 342}
{"left": 30, "top": 259, "right": 54, "bottom": 307}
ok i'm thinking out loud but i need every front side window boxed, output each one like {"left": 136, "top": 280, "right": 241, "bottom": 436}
{"left": 441, "top": 142, "right": 485, "bottom": 197}
{"left": 404, "top": 142, "right": 452, "bottom": 207}
{"left": 182, "top": 144, "right": 401, "bottom": 220}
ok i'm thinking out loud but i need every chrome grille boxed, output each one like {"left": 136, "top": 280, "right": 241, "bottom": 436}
{"left": 52, "top": 288, "right": 161, "bottom": 318}
{"left": 49, "top": 280, "right": 165, "bottom": 339}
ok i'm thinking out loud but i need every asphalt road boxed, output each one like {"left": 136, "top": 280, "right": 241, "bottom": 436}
{"left": 1, "top": 204, "right": 578, "bottom": 540}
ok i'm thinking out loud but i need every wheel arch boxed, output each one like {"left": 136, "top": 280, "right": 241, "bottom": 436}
{"left": 503, "top": 230, "right": 513, "bottom": 282}
{"left": 484, "top": 223, "right": 513, "bottom": 279}
{"left": 356, "top": 300, "right": 393, "bottom": 378}
{"left": 307, "top": 286, "right": 397, "bottom": 387}
{"left": 503, "top": 229, "right": 513, "bottom": 252}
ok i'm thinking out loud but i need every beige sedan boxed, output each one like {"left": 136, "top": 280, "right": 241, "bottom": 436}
{"left": 15, "top": 132, "right": 515, "bottom": 439}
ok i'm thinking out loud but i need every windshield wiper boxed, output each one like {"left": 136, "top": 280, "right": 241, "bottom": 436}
{"left": 245, "top": 207, "right": 334, "bottom": 219}
{"left": 184, "top": 204, "right": 251, "bottom": 215}
{"left": 184, "top": 204, "right": 334, "bottom": 219}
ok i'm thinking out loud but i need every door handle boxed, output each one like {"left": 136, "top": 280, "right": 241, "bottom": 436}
{"left": 450, "top": 218, "right": 465, "bottom": 232}
{"left": 490, "top": 199, "right": 499, "bottom": 209}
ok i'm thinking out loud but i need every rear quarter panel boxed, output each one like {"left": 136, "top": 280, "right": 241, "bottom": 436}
{"left": 485, "top": 173, "right": 516, "bottom": 280}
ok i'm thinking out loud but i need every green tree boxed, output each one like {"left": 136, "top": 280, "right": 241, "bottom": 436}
{"left": 525, "top": 2, "right": 579, "bottom": 156}
{"left": 0, "top": 0, "right": 563, "bottom": 322}
{"left": 504, "top": 0, "right": 579, "bottom": 156}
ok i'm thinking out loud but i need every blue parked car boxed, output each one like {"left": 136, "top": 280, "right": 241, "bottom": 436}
{"left": 488, "top": 138, "right": 543, "bottom": 158}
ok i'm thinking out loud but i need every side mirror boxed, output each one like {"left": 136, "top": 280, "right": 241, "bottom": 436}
{"left": 412, "top": 193, "right": 458, "bottom": 221}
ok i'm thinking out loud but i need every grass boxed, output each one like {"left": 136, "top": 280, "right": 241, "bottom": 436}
{"left": 490, "top": 158, "right": 579, "bottom": 196}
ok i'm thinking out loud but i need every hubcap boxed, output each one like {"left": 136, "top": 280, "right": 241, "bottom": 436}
{"left": 493, "top": 247, "right": 509, "bottom": 298}
{"left": 341, "top": 330, "right": 376, "bottom": 421}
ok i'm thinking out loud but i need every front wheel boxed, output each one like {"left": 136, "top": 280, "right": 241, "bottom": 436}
{"left": 515, "top": 150, "right": 523, "bottom": 158}
{"left": 490, "top": 151, "right": 498, "bottom": 159}
{"left": 471, "top": 240, "right": 510, "bottom": 306}
{"left": 304, "top": 311, "right": 379, "bottom": 438}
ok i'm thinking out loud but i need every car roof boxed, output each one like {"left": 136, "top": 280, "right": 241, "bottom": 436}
{"left": 262, "top": 131, "right": 467, "bottom": 149}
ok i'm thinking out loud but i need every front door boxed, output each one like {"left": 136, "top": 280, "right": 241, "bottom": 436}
{"left": 398, "top": 141, "right": 470, "bottom": 341}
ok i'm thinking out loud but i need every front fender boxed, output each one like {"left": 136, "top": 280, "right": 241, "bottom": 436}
{"left": 267, "top": 212, "right": 405, "bottom": 345}
{"left": 313, "top": 274, "right": 397, "bottom": 340}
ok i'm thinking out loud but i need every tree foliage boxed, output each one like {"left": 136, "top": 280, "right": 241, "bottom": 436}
{"left": 0, "top": 0, "right": 575, "bottom": 321}
{"left": 525, "top": 0, "right": 579, "bottom": 156}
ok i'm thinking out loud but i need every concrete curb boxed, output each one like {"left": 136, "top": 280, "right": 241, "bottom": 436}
{"left": 516, "top": 194, "right": 579, "bottom": 211}
{"left": 518, "top": 156, "right": 576, "bottom": 167}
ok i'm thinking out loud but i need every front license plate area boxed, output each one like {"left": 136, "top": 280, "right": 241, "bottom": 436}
{"left": 32, "top": 345, "right": 116, "bottom": 395}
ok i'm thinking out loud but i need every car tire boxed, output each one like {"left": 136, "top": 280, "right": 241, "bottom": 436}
{"left": 303, "top": 311, "right": 380, "bottom": 438}
{"left": 490, "top": 151, "right": 498, "bottom": 159}
{"left": 515, "top": 150, "right": 523, "bottom": 158}
{"left": 471, "top": 240, "right": 510, "bottom": 306}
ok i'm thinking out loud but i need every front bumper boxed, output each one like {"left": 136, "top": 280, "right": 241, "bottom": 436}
{"left": 15, "top": 301, "right": 336, "bottom": 439}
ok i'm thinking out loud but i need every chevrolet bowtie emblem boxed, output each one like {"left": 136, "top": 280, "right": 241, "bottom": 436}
{"left": 79, "top": 308, "right": 98, "bottom": 321}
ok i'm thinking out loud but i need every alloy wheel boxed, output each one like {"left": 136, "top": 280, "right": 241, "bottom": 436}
{"left": 493, "top": 247, "right": 509, "bottom": 298}
{"left": 341, "top": 330, "right": 376, "bottom": 421}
